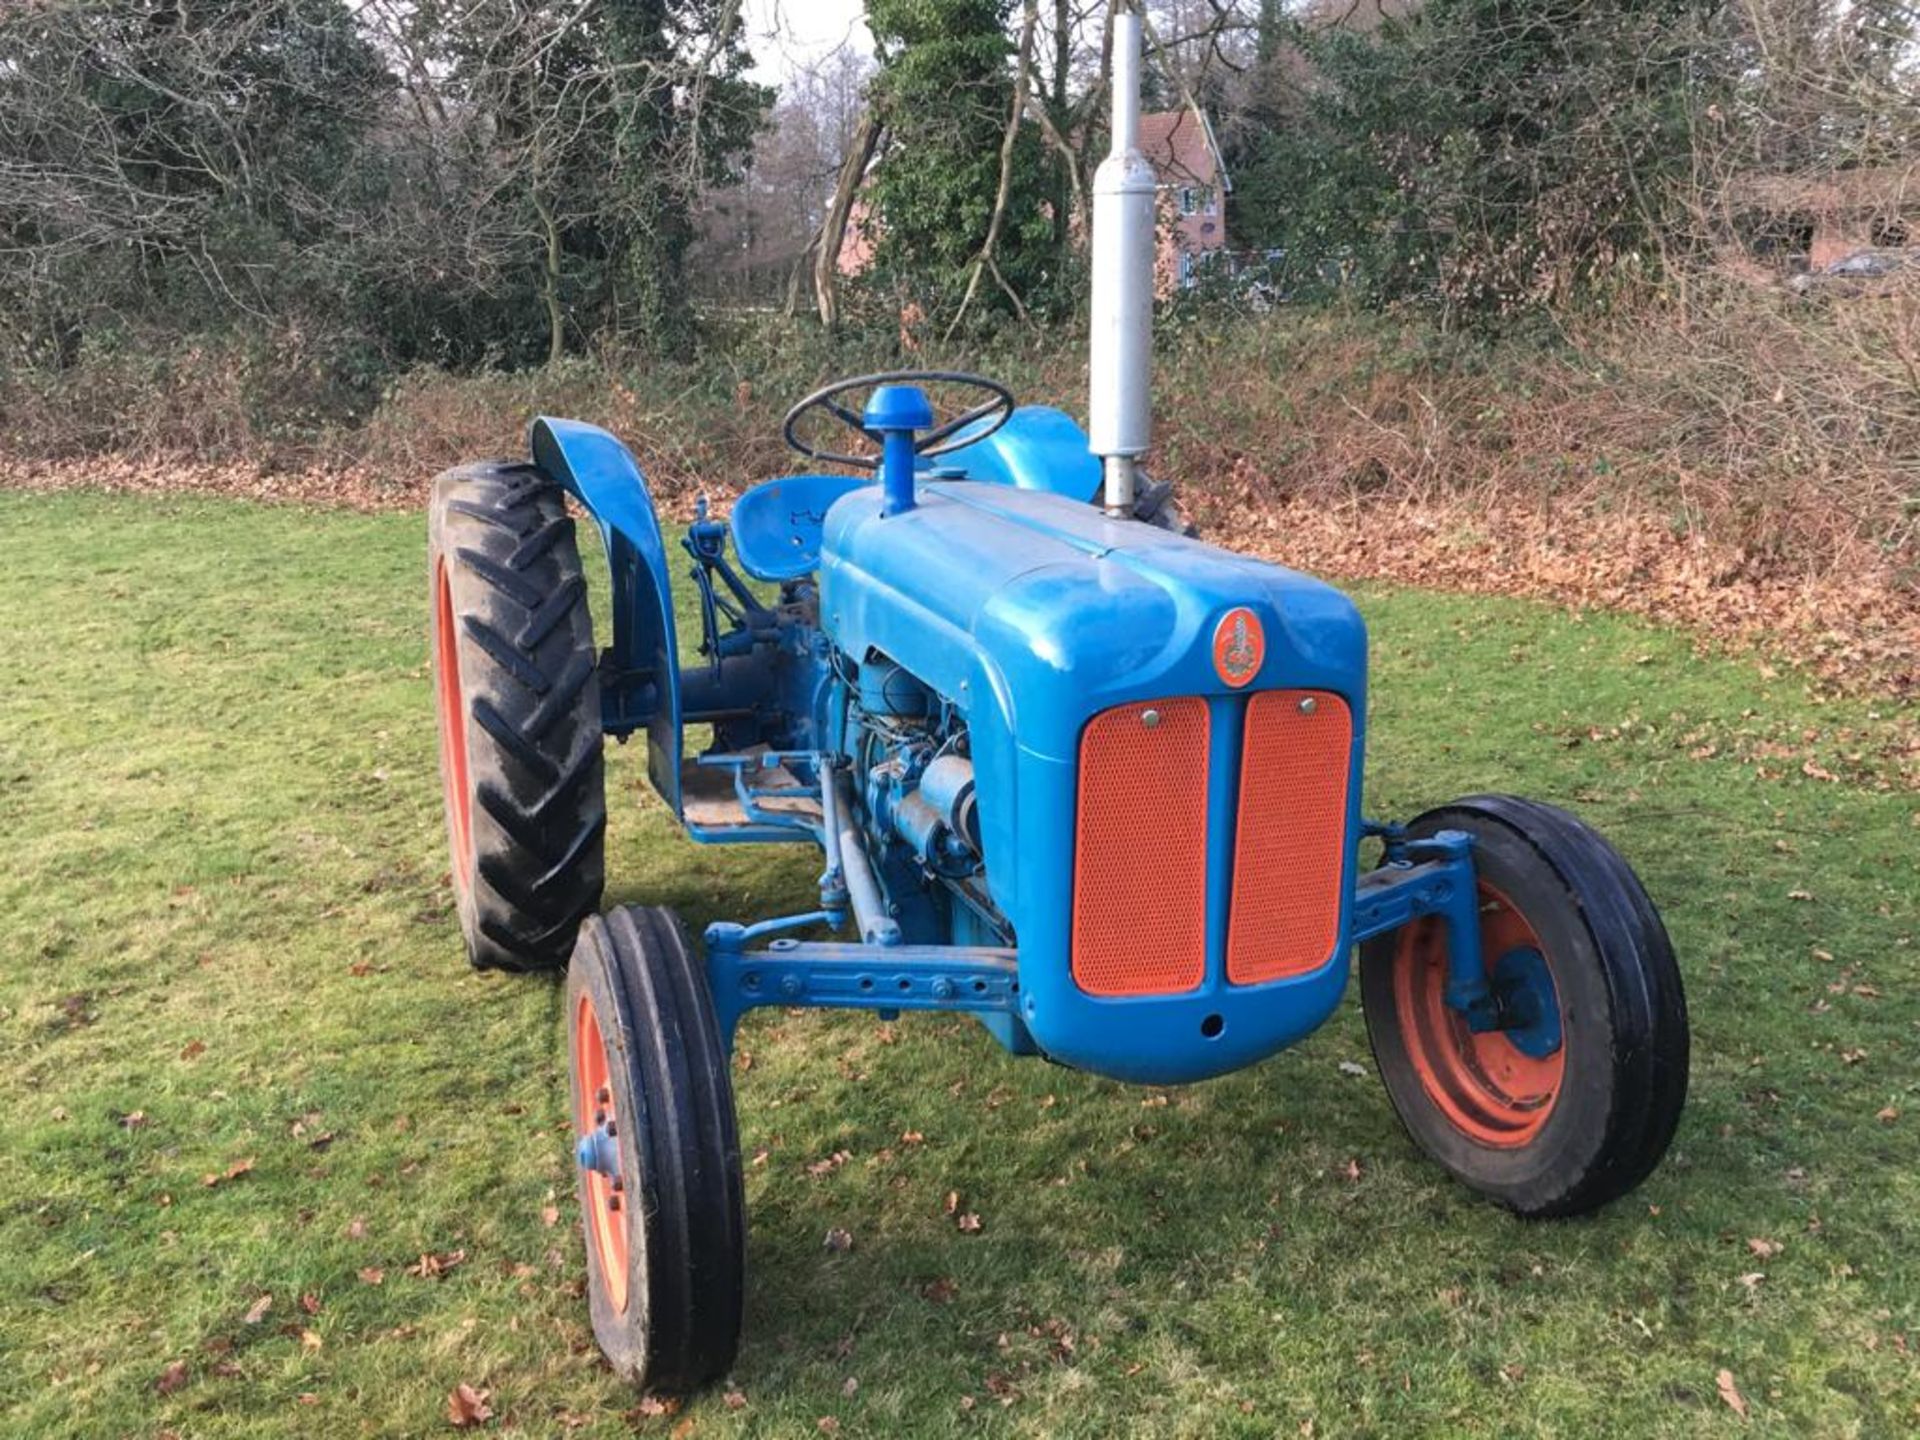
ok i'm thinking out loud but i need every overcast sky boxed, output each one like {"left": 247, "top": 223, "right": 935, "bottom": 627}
{"left": 744, "top": 0, "right": 873, "bottom": 84}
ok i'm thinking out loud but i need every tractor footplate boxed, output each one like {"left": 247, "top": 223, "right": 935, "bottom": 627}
{"left": 680, "top": 752, "right": 822, "bottom": 833}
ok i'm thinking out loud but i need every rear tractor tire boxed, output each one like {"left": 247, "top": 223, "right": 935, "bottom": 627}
{"left": 567, "top": 907, "right": 746, "bottom": 1392}
{"left": 1359, "top": 795, "right": 1689, "bottom": 1218}
{"left": 429, "top": 460, "right": 605, "bottom": 972}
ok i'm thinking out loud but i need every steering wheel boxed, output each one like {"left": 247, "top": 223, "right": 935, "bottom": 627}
{"left": 781, "top": 369, "right": 1016, "bottom": 472}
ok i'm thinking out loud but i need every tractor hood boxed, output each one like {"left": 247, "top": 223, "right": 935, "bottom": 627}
{"left": 819, "top": 480, "right": 1366, "bottom": 760}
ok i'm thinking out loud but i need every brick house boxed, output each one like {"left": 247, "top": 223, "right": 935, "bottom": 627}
{"left": 837, "top": 197, "right": 878, "bottom": 277}
{"left": 1138, "top": 107, "right": 1231, "bottom": 294}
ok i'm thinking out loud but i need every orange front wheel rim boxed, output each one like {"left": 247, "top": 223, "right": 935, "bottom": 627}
{"left": 573, "top": 993, "right": 630, "bottom": 1313}
{"left": 434, "top": 559, "right": 474, "bottom": 892}
{"left": 1393, "top": 883, "right": 1566, "bottom": 1148}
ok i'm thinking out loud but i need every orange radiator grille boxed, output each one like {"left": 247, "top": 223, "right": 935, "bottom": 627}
{"left": 1227, "top": 690, "right": 1352, "bottom": 986}
{"left": 1071, "top": 697, "right": 1210, "bottom": 997}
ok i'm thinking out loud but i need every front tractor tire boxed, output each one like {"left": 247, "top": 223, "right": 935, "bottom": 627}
{"left": 429, "top": 461, "right": 605, "bottom": 972}
{"left": 1360, "top": 796, "right": 1689, "bottom": 1218}
{"left": 567, "top": 907, "right": 746, "bottom": 1393}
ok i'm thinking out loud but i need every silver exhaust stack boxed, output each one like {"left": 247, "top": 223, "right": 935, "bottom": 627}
{"left": 1089, "top": 4, "right": 1155, "bottom": 517}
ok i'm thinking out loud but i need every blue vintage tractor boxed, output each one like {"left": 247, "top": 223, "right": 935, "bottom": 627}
{"left": 426, "top": 10, "right": 1687, "bottom": 1396}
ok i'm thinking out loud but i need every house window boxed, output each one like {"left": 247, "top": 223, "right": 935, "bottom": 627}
{"left": 1204, "top": 187, "right": 1218, "bottom": 216}
{"left": 1180, "top": 187, "right": 1196, "bottom": 217}
{"left": 1179, "top": 251, "right": 1195, "bottom": 288}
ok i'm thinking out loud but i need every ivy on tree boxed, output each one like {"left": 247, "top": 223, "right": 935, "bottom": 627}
{"left": 864, "top": 0, "right": 1061, "bottom": 325}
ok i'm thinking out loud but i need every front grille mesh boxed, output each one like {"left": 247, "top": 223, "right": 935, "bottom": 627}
{"left": 1070, "top": 697, "right": 1209, "bottom": 997}
{"left": 1226, "top": 690, "right": 1352, "bottom": 985}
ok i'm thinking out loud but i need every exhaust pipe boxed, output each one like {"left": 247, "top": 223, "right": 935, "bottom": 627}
{"left": 1089, "top": 4, "right": 1155, "bottom": 517}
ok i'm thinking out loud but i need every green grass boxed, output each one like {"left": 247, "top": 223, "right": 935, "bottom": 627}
{"left": 1, "top": 491, "right": 1915, "bottom": 1439}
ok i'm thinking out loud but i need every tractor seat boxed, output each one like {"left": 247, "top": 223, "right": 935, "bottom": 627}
{"left": 729, "top": 473, "right": 872, "bottom": 582}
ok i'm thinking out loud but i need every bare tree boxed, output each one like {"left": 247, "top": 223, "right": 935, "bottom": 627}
{"left": 813, "top": 106, "right": 883, "bottom": 328}
{"left": 947, "top": 0, "right": 1043, "bottom": 337}
{"left": 693, "top": 44, "right": 875, "bottom": 307}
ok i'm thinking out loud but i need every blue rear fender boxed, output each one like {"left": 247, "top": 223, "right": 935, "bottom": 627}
{"left": 938, "top": 405, "right": 1102, "bottom": 501}
{"left": 528, "top": 417, "right": 683, "bottom": 815}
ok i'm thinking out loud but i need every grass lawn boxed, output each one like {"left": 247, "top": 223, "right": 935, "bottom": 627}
{"left": 1, "top": 490, "right": 1916, "bottom": 1439}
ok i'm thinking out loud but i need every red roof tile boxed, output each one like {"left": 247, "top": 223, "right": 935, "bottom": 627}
{"left": 1137, "top": 109, "right": 1219, "bottom": 189}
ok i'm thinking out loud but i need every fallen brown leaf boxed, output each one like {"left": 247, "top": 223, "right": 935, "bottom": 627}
{"left": 540, "top": 1205, "right": 560, "bottom": 1227}
{"left": 155, "top": 1359, "right": 190, "bottom": 1395}
{"left": 358, "top": 1267, "right": 385, "bottom": 1286}
{"left": 243, "top": 1294, "right": 273, "bottom": 1325}
{"left": 447, "top": 1382, "right": 493, "bottom": 1428}
{"left": 407, "top": 1249, "right": 468, "bottom": 1279}
{"left": 202, "top": 1157, "right": 255, "bottom": 1188}
{"left": 180, "top": 1039, "right": 206, "bottom": 1061}
{"left": 1716, "top": 1367, "right": 1748, "bottom": 1419}
{"left": 1747, "top": 1237, "right": 1782, "bottom": 1258}
{"left": 823, "top": 1227, "right": 853, "bottom": 1253}
{"left": 956, "top": 1212, "right": 983, "bottom": 1233}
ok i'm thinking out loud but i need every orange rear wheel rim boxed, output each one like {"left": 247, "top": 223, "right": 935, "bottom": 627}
{"left": 1393, "top": 883, "right": 1565, "bottom": 1148}
{"left": 434, "top": 560, "right": 473, "bottom": 892}
{"left": 574, "top": 992, "right": 630, "bottom": 1313}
